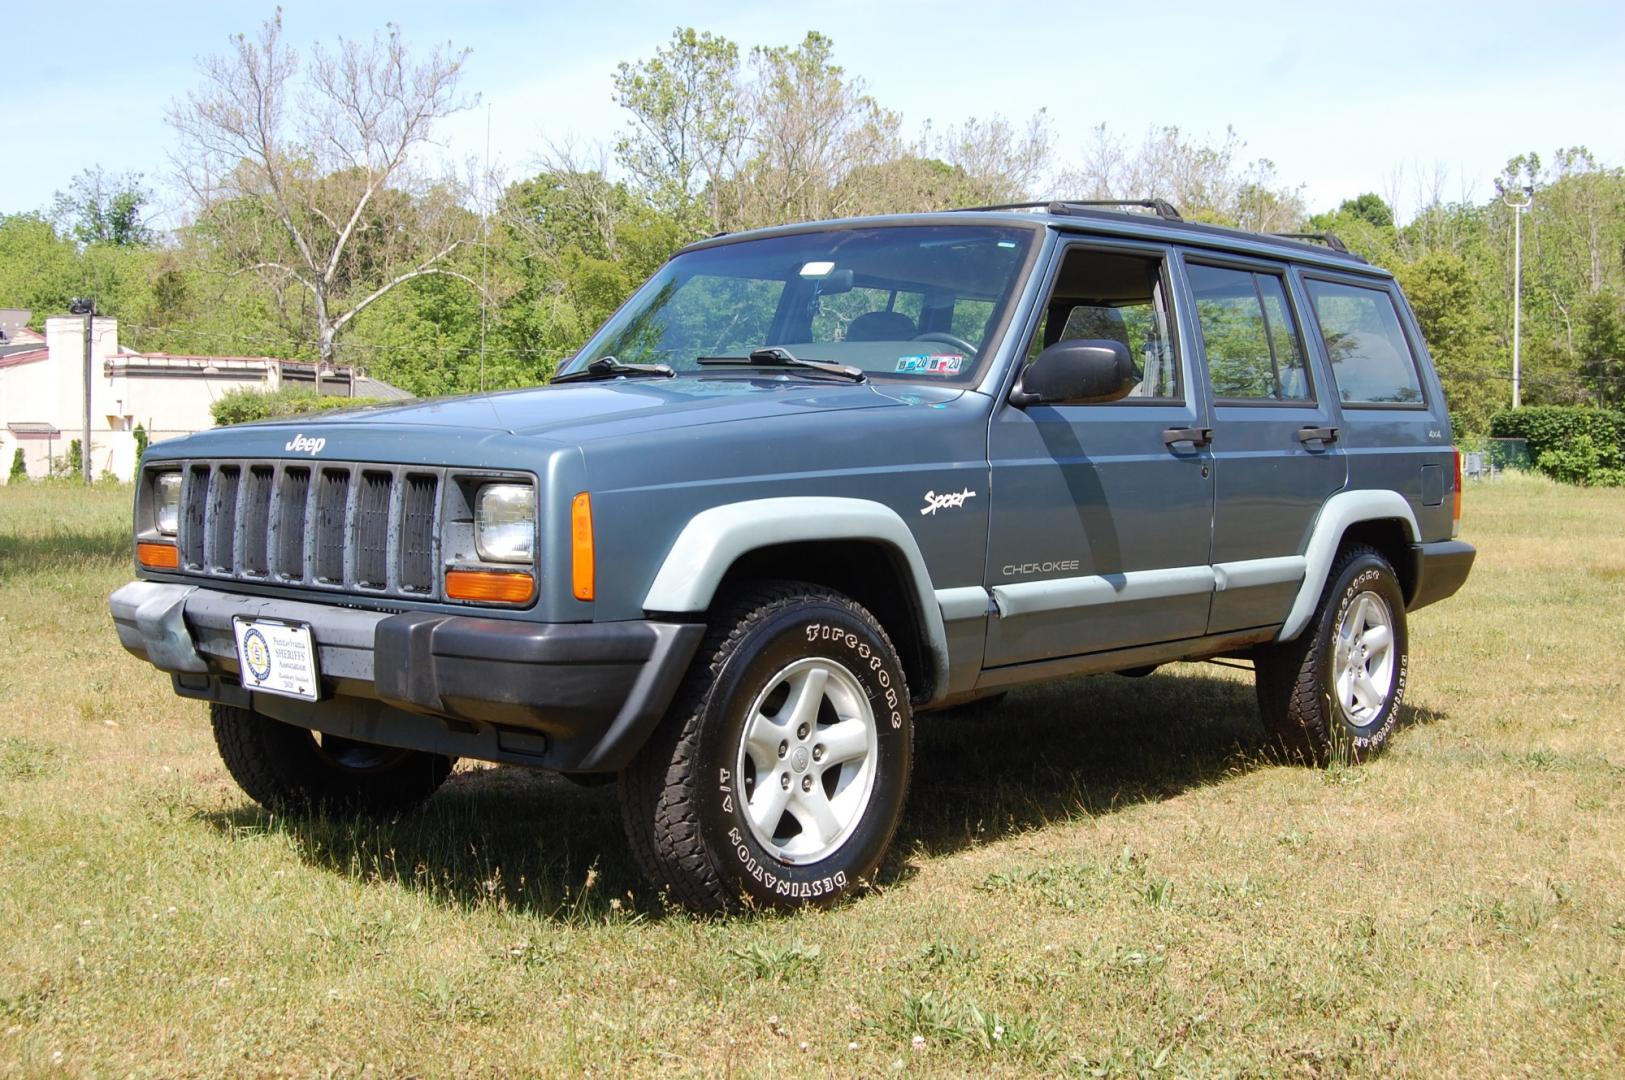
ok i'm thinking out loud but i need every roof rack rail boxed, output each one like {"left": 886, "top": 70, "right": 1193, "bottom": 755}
{"left": 1270, "top": 231, "right": 1351, "bottom": 254}
{"left": 955, "top": 198, "right": 1184, "bottom": 222}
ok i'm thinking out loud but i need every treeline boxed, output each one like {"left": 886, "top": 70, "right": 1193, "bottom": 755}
{"left": 1, "top": 15, "right": 1621, "bottom": 437}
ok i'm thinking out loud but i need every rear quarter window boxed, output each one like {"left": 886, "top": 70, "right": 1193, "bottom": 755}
{"left": 1304, "top": 279, "right": 1425, "bottom": 406}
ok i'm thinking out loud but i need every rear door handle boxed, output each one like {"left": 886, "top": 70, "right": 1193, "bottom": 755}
{"left": 1297, "top": 425, "right": 1340, "bottom": 444}
{"left": 1162, "top": 426, "right": 1213, "bottom": 448}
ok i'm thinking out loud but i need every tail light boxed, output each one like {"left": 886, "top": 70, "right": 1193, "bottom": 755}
{"left": 1452, "top": 448, "right": 1463, "bottom": 537}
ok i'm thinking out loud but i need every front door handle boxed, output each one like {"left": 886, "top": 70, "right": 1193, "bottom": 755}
{"left": 1297, "top": 425, "right": 1340, "bottom": 444}
{"left": 1162, "top": 426, "right": 1213, "bottom": 448}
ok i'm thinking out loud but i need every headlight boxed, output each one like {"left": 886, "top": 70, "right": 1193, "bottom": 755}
{"left": 154, "top": 472, "right": 182, "bottom": 536}
{"left": 475, "top": 484, "right": 535, "bottom": 563}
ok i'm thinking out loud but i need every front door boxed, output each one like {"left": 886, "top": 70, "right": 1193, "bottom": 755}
{"left": 983, "top": 242, "right": 1215, "bottom": 668}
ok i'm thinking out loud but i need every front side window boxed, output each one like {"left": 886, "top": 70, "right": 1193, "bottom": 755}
{"left": 564, "top": 225, "right": 1037, "bottom": 383}
{"left": 1304, "top": 279, "right": 1425, "bottom": 405}
{"left": 1187, "top": 263, "right": 1311, "bottom": 401}
{"left": 1024, "top": 248, "right": 1179, "bottom": 400}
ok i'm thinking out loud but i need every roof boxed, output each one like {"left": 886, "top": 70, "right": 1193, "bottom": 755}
{"left": 0, "top": 347, "right": 47, "bottom": 369}
{"left": 6, "top": 421, "right": 60, "bottom": 437}
{"left": 680, "top": 207, "right": 1389, "bottom": 278}
{"left": 353, "top": 375, "right": 414, "bottom": 401}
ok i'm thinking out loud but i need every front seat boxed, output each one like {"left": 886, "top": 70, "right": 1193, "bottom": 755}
{"left": 846, "top": 310, "right": 917, "bottom": 341}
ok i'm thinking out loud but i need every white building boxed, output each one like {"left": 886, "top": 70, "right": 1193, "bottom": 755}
{"left": 0, "top": 314, "right": 407, "bottom": 483}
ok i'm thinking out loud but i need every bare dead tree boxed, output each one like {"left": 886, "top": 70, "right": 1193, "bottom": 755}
{"left": 168, "top": 12, "right": 480, "bottom": 380}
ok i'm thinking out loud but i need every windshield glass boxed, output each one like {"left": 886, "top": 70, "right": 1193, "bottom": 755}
{"left": 561, "top": 224, "right": 1038, "bottom": 382}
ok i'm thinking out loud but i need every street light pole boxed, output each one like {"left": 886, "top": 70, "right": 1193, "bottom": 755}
{"left": 69, "top": 297, "right": 95, "bottom": 484}
{"left": 1500, "top": 185, "right": 1534, "bottom": 410}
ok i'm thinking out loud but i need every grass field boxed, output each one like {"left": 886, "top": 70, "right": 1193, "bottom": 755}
{"left": 1, "top": 474, "right": 1622, "bottom": 1077}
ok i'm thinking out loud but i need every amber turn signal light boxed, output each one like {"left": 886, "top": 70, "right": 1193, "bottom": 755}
{"left": 445, "top": 568, "right": 535, "bottom": 604}
{"left": 136, "top": 541, "right": 180, "bottom": 570}
{"left": 571, "top": 491, "right": 594, "bottom": 602}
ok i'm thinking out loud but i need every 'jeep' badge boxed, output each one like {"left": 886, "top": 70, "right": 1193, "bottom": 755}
{"left": 285, "top": 434, "right": 326, "bottom": 456}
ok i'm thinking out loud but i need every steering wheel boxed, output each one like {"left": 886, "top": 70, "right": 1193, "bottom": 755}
{"left": 910, "top": 331, "right": 976, "bottom": 355}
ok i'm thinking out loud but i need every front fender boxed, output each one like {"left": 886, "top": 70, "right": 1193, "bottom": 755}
{"left": 641, "top": 497, "right": 952, "bottom": 704}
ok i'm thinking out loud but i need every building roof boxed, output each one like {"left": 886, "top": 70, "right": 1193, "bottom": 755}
{"left": 0, "top": 347, "right": 47, "bottom": 369}
{"left": 7, "top": 421, "right": 61, "bottom": 437}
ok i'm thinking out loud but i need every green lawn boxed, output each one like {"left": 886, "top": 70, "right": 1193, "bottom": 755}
{"left": 1, "top": 474, "right": 1621, "bottom": 1077}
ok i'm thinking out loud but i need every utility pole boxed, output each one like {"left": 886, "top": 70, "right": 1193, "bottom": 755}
{"left": 69, "top": 297, "right": 94, "bottom": 484}
{"left": 1499, "top": 184, "right": 1534, "bottom": 409}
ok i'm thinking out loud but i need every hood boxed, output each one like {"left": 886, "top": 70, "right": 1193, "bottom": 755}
{"left": 148, "top": 377, "right": 966, "bottom": 463}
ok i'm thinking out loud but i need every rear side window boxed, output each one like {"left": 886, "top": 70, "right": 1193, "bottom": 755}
{"left": 1304, "top": 280, "right": 1425, "bottom": 405}
{"left": 1186, "top": 264, "right": 1311, "bottom": 401}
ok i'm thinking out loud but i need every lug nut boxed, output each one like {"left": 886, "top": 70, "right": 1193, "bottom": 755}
{"left": 797, "top": 723, "right": 809, "bottom": 739}
{"left": 780, "top": 773, "right": 790, "bottom": 790}
{"left": 801, "top": 775, "right": 813, "bottom": 792}
{"left": 778, "top": 740, "right": 788, "bottom": 758}
{"left": 812, "top": 745, "right": 825, "bottom": 762}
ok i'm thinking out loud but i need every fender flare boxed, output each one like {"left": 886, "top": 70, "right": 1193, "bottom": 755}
{"left": 641, "top": 497, "right": 952, "bottom": 704}
{"left": 1278, "top": 489, "right": 1420, "bottom": 642}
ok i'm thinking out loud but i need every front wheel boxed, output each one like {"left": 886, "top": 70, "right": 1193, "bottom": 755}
{"left": 1254, "top": 545, "right": 1410, "bottom": 764}
{"left": 619, "top": 583, "right": 913, "bottom": 912}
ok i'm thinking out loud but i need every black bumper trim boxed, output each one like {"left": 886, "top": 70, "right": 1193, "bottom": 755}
{"left": 1407, "top": 540, "right": 1476, "bottom": 612}
{"left": 373, "top": 614, "right": 705, "bottom": 772}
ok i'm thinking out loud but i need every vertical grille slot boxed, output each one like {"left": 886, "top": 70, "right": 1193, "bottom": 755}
{"left": 314, "top": 468, "right": 350, "bottom": 584}
{"left": 275, "top": 467, "right": 310, "bottom": 580}
{"left": 208, "top": 465, "right": 241, "bottom": 572}
{"left": 240, "top": 466, "right": 275, "bottom": 575}
{"left": 356, "top": 471, "right": 393, "bottom": 588}
{"left": 181, "top": 465, "right": 209, "bottom": 568}
{"left": 399, "top": 474, "right": 438, "bottom": 593}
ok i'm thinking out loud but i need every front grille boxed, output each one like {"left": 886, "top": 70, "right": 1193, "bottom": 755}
{"left": 174, "top": 459, "right": 444, "bottom": 600}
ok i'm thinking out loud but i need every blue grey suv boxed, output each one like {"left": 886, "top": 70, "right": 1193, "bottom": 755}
{"left": 110, "top": 201, "right": 1475, "bottom": 911}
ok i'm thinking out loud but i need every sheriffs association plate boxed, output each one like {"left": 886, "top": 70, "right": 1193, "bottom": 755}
{"left": 232, "top": 618, "right": 320, "bottom": 701}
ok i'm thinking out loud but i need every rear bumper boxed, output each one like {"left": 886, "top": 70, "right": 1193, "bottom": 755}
{"left": 1407, "top": 540, "right": 1476, "bottom": 612}
{"left": 109, "top": 580, "right": 704, "bottom": 772}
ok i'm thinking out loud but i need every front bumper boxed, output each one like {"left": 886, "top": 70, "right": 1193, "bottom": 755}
{"left": 110, "top": 581, "right": 704, "bottom": 772}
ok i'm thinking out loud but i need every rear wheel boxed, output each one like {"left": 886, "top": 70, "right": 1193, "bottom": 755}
{"left": 210, "top": 703, "right": 453, "bottom": 814}
{"left": 619, "top": 582, "right": 913, "bottom": 912}
{"left": 1254, "top": 545, "right": 1409, "bottom": 764}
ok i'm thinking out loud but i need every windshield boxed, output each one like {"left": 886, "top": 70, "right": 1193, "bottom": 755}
{"left": 561, "top": 224, "right": 1039, "bottom": 383}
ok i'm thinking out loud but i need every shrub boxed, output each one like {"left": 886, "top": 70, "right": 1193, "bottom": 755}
{"left": 1489, "top": 405, "right": 1625, "bottom": 486}
{"left": 211, "top": 387, "right": 386, "bottom": 427}
{"left": 9, "top": 447, "right": 25, "bottom": 482}
{"left": 133, "top": 423, "right": 148, "bottom": 462}
{"left": 67, "top": 438, "right": 82, "bottom": 478}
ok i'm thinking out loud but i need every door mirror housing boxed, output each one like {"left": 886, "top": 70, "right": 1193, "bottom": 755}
{"left": 1010, "top": 338, "right": 1137, "bottom": 406}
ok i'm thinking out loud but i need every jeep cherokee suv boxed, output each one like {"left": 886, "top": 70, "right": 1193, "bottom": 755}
{"left": 110, "top": 201, "right": 1475, "bottom": 911}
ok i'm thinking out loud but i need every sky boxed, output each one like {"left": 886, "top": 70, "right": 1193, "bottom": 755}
{"left": 4, "top": 0, "right": 1623, "bottom": 227}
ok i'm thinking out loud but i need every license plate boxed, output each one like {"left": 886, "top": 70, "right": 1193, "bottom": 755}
{"left": 232, "top": 618, "right": 321, "bottom": 701}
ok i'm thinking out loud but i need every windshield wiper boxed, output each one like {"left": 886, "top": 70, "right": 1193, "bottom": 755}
{"left": 696, "top": 347, "right": 866, "bottom": 383}
{"left": 550, "top": 356, "right": 675, "bottom": 384}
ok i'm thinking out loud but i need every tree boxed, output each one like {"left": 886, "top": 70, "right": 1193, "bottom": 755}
{"left": 612, "top": 28, "right": 749, "bottom": 232}
{"left": 50, "top": 167, "right": 155, "bottom": 247}
{"left": 1061, "top": 124, "right": 1304, "bottom": 228}
{"left": 1337, "top": 193, "right": 1395, "bottom": 229}
{"left": 9, "top": 448, "right": 25, "bottom": 483}
{"left": 167, "top": 12, "right": 480, "bottom": 378}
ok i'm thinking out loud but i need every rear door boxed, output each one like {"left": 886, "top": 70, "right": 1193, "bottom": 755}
{"left": 982, "top": 240, "right": 1215, "bottom": 667}
{"left": 1177, "top": 254, "right": 1347, "bottom": 633}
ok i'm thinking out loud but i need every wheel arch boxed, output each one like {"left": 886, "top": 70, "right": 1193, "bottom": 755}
{"left": 1278, "top": 490, "right": 1419, "bottom": 642}
{"left": 641, "top": 497, "right": 949, "bottom": 704}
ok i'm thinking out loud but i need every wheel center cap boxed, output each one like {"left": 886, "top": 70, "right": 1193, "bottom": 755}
{"left": 789, "top": 746, "right": 811, "bottom": 773}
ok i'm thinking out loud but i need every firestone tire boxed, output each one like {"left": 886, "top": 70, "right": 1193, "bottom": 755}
{"left": 210, "top": 703, "right": 453, "bottom": 814}
{"left": 1254, "top": 545, "right": 1409, "bottom": 765}
{"left": 618, "top": 582, "right": 913, "bottom": 913}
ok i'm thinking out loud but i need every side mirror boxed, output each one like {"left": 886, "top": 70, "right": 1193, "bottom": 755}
{"left": 1010, "top": 338, "right": 1137, "bottom": 406}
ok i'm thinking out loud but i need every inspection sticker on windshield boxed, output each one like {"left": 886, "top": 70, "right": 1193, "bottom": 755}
{"left": 895, "top": 354, "right": 964, "bottom": 375}
{"left": 232, "top": 617, "right": 320, "bottom": 701}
